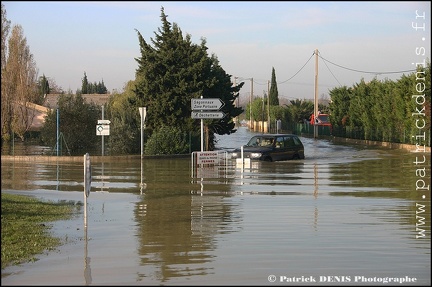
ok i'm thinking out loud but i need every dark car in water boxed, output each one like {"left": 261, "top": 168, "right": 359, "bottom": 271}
{"left": 231, "top": 134, "right": 305, "bottom": 162}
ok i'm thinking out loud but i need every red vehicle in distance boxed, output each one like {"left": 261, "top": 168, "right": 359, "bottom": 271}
{"left": 310, "top": 113, "right": 331, "bottom": 127}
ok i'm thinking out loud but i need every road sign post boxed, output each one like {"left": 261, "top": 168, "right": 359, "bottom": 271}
{"left": 191, "top": 98, "right": 225, "bottom": 151}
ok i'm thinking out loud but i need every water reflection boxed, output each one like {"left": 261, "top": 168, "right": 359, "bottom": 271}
{"left": 134, "top": 191, "right": 242, "bottom": 283}
{"left": 83, "top": 226, "right": 92, "bottom": 285}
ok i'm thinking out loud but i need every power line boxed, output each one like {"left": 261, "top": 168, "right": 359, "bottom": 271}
{"left": 318, "top": 51, "right": 342, "bottom": 87}
{"left": 277, "top": 52, "right": 315, "bottom": 84}
{"left": 252, "top": 79, "right": 268, "bottom": 85}
{"left": 235, "top": 50, "right": 418, "bottom": 94}
{"left": 318, "top": 54, "right": 417, "bottom": 75}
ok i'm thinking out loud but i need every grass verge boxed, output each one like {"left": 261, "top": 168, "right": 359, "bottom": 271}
{"left": 1, "top": 193, "right": 79, "bottom": 270}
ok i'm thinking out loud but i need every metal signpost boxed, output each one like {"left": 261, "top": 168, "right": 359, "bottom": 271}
{"left": 191, "top": 98, "right": 225, "bottom": 151}
{"left": 83, "top": 153, "right": 91, "bottom": 227}
{"left": 83, "top": 152, "right": 92, "bottom": 283}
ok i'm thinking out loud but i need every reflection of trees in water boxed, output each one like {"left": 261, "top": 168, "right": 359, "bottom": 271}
{"left": 134, "top": 192, "right": 242, "bottom": 283}
{"left": 233, "top": 160, "right": 305, "bottom": 189}
{"left": 328, "top": 151, "right": 430, "bottom": 198}
{"left": 1, "top": 161, "right": 83, "bottom": 192}
{"left": 328, "top": 151, "right": 431, "bottom": 238}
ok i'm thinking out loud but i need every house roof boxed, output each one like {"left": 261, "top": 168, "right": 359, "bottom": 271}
{"left": 26, "top": 94, "right": 111, "bottom": 131}
{"left": 22, "top": 102, "right": 51, "bottom": 132}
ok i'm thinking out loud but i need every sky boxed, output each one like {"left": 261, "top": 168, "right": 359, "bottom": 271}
{"left": 3, "top": 1, "right": 431, "bottom": 102}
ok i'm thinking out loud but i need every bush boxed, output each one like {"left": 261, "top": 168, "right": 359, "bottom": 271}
{"left": 144, "top": 126, "right": 189, "bottom": 155}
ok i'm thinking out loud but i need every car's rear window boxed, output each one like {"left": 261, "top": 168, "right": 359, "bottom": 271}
{"left": 293, "top": 136, "right": 302, "bottom": 146}
{"left": 318, "top": 114, "right": 329, "bottom": 122}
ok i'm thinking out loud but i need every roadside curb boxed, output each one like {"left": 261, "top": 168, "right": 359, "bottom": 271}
{"left": 301, "top": 134, "right": 431, "bottom": 153}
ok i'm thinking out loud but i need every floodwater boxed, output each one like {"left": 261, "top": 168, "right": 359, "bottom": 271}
{"left": 1, "top": 127, "right": 430, "bottom": 286}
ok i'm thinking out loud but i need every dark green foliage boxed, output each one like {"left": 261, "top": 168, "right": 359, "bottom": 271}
{"left": 144, "top": 125, "right": 189, "bottom": 155}
{"left": 133, "top": 7, "right": 243, "bottom": 151}
{"left": 246, "top": 97, "right": 293, "bottom": 133}
{"left": 106, "top": 81, "right": 141, "bottom": 155}
{"left": 40, "top": 93, "right": 101, "bottom": 153}
{"left": 249, "top": 97, "right": 268, "bottom": 122}
{"left": 269, "top": 67, "right": 279, "bottom": 106}
{"left": 286, "top": 99, "right": 314, "bottom": 123}
{"left": 329, "top": 61, "right": 431, "bottom": 144}
{"left": 81, "top": 71, "right": 108, "bottom": 94}
{"left": 328, "top": 86, "right": 351, "bottom": 127}
{"left": 37, "top": 74, "right": 50, "bottom": 103}
{"left": 81, "top": 72, "right": 89, "bottom": 94}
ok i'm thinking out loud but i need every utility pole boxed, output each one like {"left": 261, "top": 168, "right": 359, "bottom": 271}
{"left": 56, "top": 108, "right": 59, "bottom": 156}
{"left": 250, "top": 78, "right": 253, "bottom": 130}
{"left": 267, "top": 80, "right": 270, "bottom": 133}
{"left": 101, "top": 105, "right": 104, "bottom": 156}
{"left": 314, "top": 49, "right": 319, "bottom": 139}
{"left": 234, "top": 76, "right": 238, "bottom": 125}
{"left": 234, "top": 77, "right": 238, "bottom": 107}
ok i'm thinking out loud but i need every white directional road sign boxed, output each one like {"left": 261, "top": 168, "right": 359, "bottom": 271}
{"left": 97, "top": 119, "right": 110, "bottom": 136}
{"left": 191, "top": 111, "right": 225, "bottom": 119}
{"left": 96, "top": 124, "right": 110, "bottom": 136}
{"left": 191, "top": 98, "right": 224, "bottom": 110}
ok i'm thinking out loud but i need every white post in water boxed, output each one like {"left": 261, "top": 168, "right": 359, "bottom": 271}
{"left": 84, "top": 153, "right": 91, "bottom": 227}
{"left": 139, "top": 107, "right": 147, "bottom": 158}
{"left": 101, "top": 105, "right": 104, "bottom": 156}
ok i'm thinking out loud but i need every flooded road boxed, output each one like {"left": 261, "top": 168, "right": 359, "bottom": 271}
{"left": 1, "top": 127, "right": 430, "bottom": 285}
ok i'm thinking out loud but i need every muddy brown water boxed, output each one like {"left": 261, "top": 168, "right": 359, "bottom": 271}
{"left": 1, "top": 127, "right": 430, "bottom": 285}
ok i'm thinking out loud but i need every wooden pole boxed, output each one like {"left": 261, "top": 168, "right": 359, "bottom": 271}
{"left": 314, "top": 49, "right": 319, "bottom": 139}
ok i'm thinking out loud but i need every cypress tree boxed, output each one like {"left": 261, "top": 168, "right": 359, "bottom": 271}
{"left": 269, "top": 67, "right": 279, "bottom": 106}
{"left": 81, "top": 72, "right": 88, "bottom": 94}
{"left": 134, "top": 7, "right": 243, "bottom": 149}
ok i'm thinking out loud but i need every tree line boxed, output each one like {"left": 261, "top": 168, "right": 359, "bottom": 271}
{"left": 1, "top": 4, "right": 108, "bottom": 147}
{"left": 1, "top": 4, "right": 430, "bottom": 155}
{"left": 80, "top": 72, "right": 108, "bottom": 94}
{"left": 3, "top": 6, "right": 244, "bottom": 154}
{"left": 329, "top": 65, "right": 430, "bottom": 144}
{"left": 246, "top": 61, "right": 430, "bottom": 146}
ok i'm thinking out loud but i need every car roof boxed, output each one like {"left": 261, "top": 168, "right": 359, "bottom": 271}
{"left": 252, "top": 134, "right": 298, "bottom": 137}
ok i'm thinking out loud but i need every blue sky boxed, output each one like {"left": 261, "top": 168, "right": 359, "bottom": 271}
{"left": 3, "top": 1, "right": 431, "bottom": 101}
